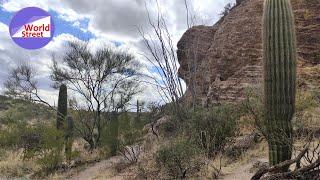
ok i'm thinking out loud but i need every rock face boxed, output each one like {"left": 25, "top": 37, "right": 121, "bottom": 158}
{"left": 236, "top": 0, "right": 245, "bottom": 6}
{"left": 177, "top": 0, "right": 320, "bottom": 106}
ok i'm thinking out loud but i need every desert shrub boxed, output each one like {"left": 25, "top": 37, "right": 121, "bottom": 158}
{"left": 243, "top": 87, "right": 320, "bottom": 139}
{"left": 159, "top": 102, "right": 192, "bottom": 137}
{"left": 242, "top": 87, "right": 266, "bottom": 135}
{"left": 0, "top": 122, "right": 65, "bottom": 175}
{"left": 295, "top": 91, "right": 319, "bottom": 113}
{"left": 70, "top": 109, "right": 96, "bottom": 150}
{"left": 0, "top": 149, "right": 6, "bottom": 159}
{"left": 294, "top": 91, "right": 320, "bottom": 138}
{"left": 19, "top": 125, "right": 65, "bottom": 174}
{"left": 35, "top": 149, "right": 62, "bottom": 174}
{"left": 100, "top": 114, "right": 120, "bottom": 156}
{"left": 0, "top": 123, "right": 23, "bottom": 149}
{"left": 158, "top": 103, "right": 238, "bottom": 158}
{"left": 186, "top": 104, "right": 239, "bottom": 157}
{"left": 118, "top": 113, "right": 143, "bottom": 164}
{"left": 160, "top": 119, "right": 178, "bottom": 136}
{"left": 0, "top": 150, "right": 36, "bottom": 178}
{"left": 156, "top": 140, "right": 203, "bottom": 179}
{"left": 101, "top": 112, "right": 144, "bottom": 158}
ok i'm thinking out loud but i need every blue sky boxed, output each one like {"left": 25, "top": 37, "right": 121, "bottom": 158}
{"left": 0, "top": 7, "right": 95, "bottom": 40}
{"left": 0, "top": 0, "right": 234, "bottom": 105}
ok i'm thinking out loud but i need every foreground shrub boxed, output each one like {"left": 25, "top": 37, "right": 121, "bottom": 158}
{"left": 101, "top": 112, "right": 144, "bottom": 158}
{"left": 0, "top": 123, "right": 24, "bottom": 149}
{"left": 118, "top": 113, "right": 143, "bottom": 164}
{"left": 20, "top": 125, "right": 65, "bottom": 174}
{"left": 0, "top": 150, "right": 36, "bottom": 178}
{"left": 0, "top": 123, "right": 66, "bottom": 175}
{"left": 156, "top": 140, "right": 203, "bottom": 179}
{"left": 187, "top": 104, "right": 239, "bottom": 157}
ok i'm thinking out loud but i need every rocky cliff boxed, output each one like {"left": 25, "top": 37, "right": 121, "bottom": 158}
{"left": 177, "top": 0, "right": 320, "bottom": 106}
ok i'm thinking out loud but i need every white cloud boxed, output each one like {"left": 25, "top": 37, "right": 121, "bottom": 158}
{"left": 1, "top": 0, "right": 89, "bottom": 23}
{"left": 0, "top": 22, "right": 68, "bottom": 104}
{"left": 0, "top": 0, "right": 235, "bottom": 106}
{"left": 2, "top": 0, "right": 235, "bottom": 41}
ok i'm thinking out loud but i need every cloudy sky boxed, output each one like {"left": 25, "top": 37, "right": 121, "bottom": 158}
{"left": 0, "top": 0, "right": 234, "bottom": 106}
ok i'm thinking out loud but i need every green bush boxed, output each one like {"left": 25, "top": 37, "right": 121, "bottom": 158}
{"left": 119, "top": 113, "right": 143, "bottom": 145}
{"left": 118, "top": 113, "right": 143, "bottom": 163}
{"left": 156, "top": 140, "right": 202, "bottom": 179}
{"left": 186, "top": 104, "right": 238, "bottom": 157}
{"left": 36, "top": 149, "right": 62, "bottom": 174}
{"left": 158, "top": 104, "right": 238, "bottom": 158}
{"left": 101, "top": 112, "right": 144, "bottom": 157}
{"left": 0, "top": 122, "right": 65, "bottom": 174}
{"left": 242, "top": 87, "right": 266, "bottom": 135}
{"left": 0, "top": 123, "right": 23, "bottom": 149}
{"left": 20, "top": 124, "right": 64, "bottom": 174}
{"left": 160, "top": 119, "right": 177, "bottom": 136}
{"left": 243, "top": 87, "right": 320, "bottom": 139}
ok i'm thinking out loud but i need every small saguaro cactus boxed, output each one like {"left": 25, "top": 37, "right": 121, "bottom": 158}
{"left": 65, "top": 116, "right": 74, "bottom": 161}
{"left": 66, "top": 116, "right": 74, "bottom": 138}
{"left": 262, "top": 0, "right": 297, "bottom": 167}
{"left": 136, "top": 100, "right": 140, "bottom": 120}
{"left": 109, "top": 112, "right": 119, "bottom": 156}
{"left": 57, "top": 84, "right": 68, "bottom": 130}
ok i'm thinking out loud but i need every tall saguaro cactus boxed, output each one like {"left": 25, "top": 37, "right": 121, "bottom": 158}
{"left": 262, "top": 0, "right": 297, "bottom": 167}
{"left": 57, "top": 84, "right": 68, "bottom": 130}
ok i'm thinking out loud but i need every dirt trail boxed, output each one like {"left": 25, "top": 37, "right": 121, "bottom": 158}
{"left": 221, "top": 158, "right": 268, "bottom": 180}
{"left": 67, "top": 157, "right": 266, "bottom": 180}
{"left": 70, "top": 156, "right": 124, "bottom": 180}
{"left": 222, "top": 163, "right": 254, "bottom": 180}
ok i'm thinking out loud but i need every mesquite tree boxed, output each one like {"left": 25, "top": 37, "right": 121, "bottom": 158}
{"left": 4, "top": 63, "right": 55, "bottom": 109}
{"left": 262, "top": 0, "right": 297, "bottom": 167}
{"left": 51, "top": 41, "right": 139, "bottom": 149}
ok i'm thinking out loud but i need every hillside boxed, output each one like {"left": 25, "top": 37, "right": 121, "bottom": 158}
{"left": 177, "top": 0, "right": 320, "bottom": 106}
{"left": 0, "top": 95, "right": 55, "bottom": 125}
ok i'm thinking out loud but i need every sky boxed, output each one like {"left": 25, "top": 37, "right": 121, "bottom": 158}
{"left": 0, "top": 0, "right": 235, "bottom": 107}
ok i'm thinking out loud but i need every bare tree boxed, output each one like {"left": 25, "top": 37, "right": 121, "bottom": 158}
{"left": 219, "top": 3, "right": 234, "bottom": 17}
{"left": 51, "top": 40, "right": 140, "bottom": 149}
{"left": 138, "top": 0, "right": 206, "bottom": 112}
{"left": 138, "top": 0, "right": 188, "bottom": 121}
{"left": 4, "top": 62, "right": 55, "bottom": 109}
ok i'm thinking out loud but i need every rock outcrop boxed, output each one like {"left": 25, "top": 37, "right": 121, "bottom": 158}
{"left": 177, "top": 0, "right": 320, "bottom": 106}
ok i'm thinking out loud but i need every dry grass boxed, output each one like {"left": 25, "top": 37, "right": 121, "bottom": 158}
{"left": 0, "top": 149, "right": 39, "bottom": 178}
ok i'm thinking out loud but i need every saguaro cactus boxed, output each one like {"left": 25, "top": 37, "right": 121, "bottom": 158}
{"left": 65, "top": 116, "right": 74, "bottom": 161}
{"left": 136, "top": 100, "right": 141, "bottom": 120}
{"left": 57, "top": 84, "right": 68, "bottom": 130}
{"left": 262, "top": 0, "right": 297, "bottom": 166}
{"left": 109, "top": 112, "right": 119, "bottom": 156}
